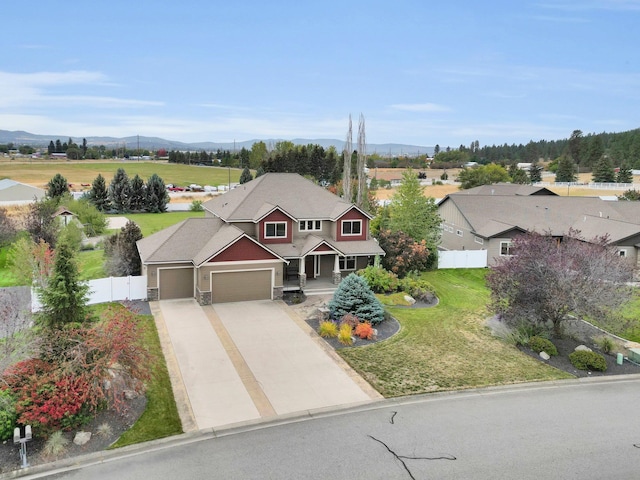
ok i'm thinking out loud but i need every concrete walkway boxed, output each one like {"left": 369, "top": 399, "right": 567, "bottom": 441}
{"left": 154, "top": 299, "right": 379, "bottom": 432}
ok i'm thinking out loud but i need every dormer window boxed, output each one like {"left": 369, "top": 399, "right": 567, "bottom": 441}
{"left": 299, "top": 220, "right": 322, "bottom": 232}
{"left": 341, "top": 220, "right": 362, "bottom": 236}
{"left": 265, "top": 222, "right": 287, "bottom": 238}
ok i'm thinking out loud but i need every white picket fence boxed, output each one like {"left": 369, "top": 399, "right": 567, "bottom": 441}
{"left": 438, "top": 250, "right": 488, "bottom": 269}
{"left": 32, "top": 275, "right": 147, "bottom": 313}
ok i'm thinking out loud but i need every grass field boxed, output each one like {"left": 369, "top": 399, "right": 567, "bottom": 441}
{"left": 0, "top": 160, "right": 242, "bottom": 190}
{"left": 122, "top": 211, "right": 205, "bottom": 236}
{"left": 339, "top": 269, "right": 572, "bottom": 397}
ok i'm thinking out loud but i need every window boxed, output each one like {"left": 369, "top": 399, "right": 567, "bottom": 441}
{"left": 342, "top": 220, "right": 362, "bottom": 236}
{"left": 474, "top": 236, "right": 484, "bottom": 245}
{"left": 299, "top": 220, "right": 322, "bottom": 232}
{"left": 456, "top": 229, "right": 463, "bottom": 237}
{"left": 618, "top": 249, "right": 627, "bottom": 257}
{"left": 339, "top": 256, "right": 356, "bottom": 270}
{"left": 500, "top": 241, "right": 513, "bottom": 256}
{"left": 265, "top": 222, "right": 287, "bottom": 238}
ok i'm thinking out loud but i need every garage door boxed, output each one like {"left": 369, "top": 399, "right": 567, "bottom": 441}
{"left": 159, "top": 268, "right": 194, "bottom": 300}
{"left": 211, "top": 270, "right": 272, "bottom": 303}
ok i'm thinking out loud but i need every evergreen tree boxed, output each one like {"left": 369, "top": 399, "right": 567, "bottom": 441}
{"left": 37, "top": 237, "right": 89, "bottom": 329}
{"left": 255, "top": 166, "right": 265, "bottom": 178}
{"left": 528, "top": 160, "right": 543, "bottom": 183}
{"left": 592, "top": 156, "right": 615, "bottom": 183}
{"left": 555, "top": 156, "right": 577, "bottom": 182}
{"left": 616, "top": 163, "right": 633, "bottom": 184}
{"left": 88, "top": 173, "right": 111, "bottom": 212}
{"left": 145, "top": 173, "right": 169, "bottom": 213}
{"left": 328, "top": 273, "right": 385, "bottom": 325}
{"left": 104, "top": 221, "right": 143, "bottom": 276}
{"left": 129, "top": 174, "right": 146, "bottom": 212}
{"left": 239, "top": 166, "right": 253, "bottom": 184}
{"left": 508, "top": 164, "right": 529, "bottom": 184}
{"left": 47, "top": 141, "right": 55, "bottom": 155}
{"left": 46, "top": 173, "right": 69, "bottom": 200}
{"left": 109, "top": 168, "right": 131, "bottom": 213}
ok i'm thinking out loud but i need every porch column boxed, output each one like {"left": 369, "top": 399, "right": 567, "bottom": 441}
{"left": 332, "top": 255, "right": 342, "bottom": 285}
{"left": 299, "top": 256, "right": 306, "bottom": 288}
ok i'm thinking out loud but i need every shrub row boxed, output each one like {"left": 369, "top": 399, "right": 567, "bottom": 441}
{"left": 357, "top": 266, "right": 435, "bottom": 302}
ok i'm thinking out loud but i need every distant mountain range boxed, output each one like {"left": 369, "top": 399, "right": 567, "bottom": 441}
{"left": 0, "top": 130, "right": 433, "bottom": 157}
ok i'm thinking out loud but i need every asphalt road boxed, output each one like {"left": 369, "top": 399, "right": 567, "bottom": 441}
{"left": 26, "top": 377, "right": 640, "bottom": 480}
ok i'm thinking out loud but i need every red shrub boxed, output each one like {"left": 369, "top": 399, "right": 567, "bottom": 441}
{"left": 340, "top": 313, "right": 360, "bottom": 329}
{"left": 354, "top": 322, "right": 375, "bottom": 340}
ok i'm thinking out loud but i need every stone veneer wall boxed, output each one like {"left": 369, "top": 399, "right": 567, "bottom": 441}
{"left": 147, "top": 288, "right": 158, "bottom": 301}
{"left": 197, "top": 288, "right": 212, "bottom": 305}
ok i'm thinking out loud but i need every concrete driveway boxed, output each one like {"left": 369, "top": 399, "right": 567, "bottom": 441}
{"left": 152, "top": 299, "right": 380, "bottom": 431}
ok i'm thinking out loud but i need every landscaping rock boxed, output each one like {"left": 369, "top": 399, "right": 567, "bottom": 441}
{"left": 539, "top": 351, "right": 550, "bottom": 360}
{"left": 575, "top": 345, "right": 592, "bottom": 352}
{"left": 73, "top": 431, "right": 91, "bottom": 446}
{"left": 404, "top": 295, "right": 416, "bottom": 306}
{"left": 123, "top": 389, "right": 139, "bottom": 400}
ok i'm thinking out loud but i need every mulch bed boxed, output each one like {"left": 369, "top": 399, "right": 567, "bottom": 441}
{"left": 519, "top": 336, "right": 640, "bottom": 377}
{"left": 0, "top": 395, "right": 146, "bottom": 475}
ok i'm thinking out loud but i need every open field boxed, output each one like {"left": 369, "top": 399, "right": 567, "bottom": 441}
{"left": 0, "top": 160, "right": 242, "bottom": 191}
{"left": 339, "top": 269, "right": 572, "bottom": 397}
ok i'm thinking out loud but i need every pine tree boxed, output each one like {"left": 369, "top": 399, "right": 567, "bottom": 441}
{"left": 591, "top": 156, "right": 615, "bottom": 183}
{"left": 555, "top": 156, "right": 577, "bottom": 183}
{"left": 145, "top": 173, "right": 169, "bottom": 213}
{"left": 255, "top": 166, "right": 265, "bottom": 178}
{"left": 129, "top": 174, "right": 146, "bottom": 212}
{"left": 37, "top": 237, "right": 89, "bottom": 329}
{"left": 46, "top": 173, "right": 69, "bottom": 200}
{"left": 616, "top": 163, "right": 633, "bottom": 184}
{"left": 109, "top": 168, "right": 131, "bottom": 213}
{"left": 528, "top": 161, "right": 543, "bottom": 183}
{"left": 328, "top": 273, "right": 384, "bottom": 325}
{"left": 88, "top": 173, "right": 110, "bottom": 212}
{"left": 239, "top": 166, "right": 253, "bottom": 184}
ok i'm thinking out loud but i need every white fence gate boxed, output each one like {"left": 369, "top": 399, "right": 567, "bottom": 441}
{"left": 32, "top": 275, "right": 147, "bottom": 313}
{"left": 438, "top": 250, "right": 488, "bottom": 269}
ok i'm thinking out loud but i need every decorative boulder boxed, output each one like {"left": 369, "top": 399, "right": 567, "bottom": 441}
{"left": 575, "top": 345, "right": 593, "bottom": 352}
{"left": 404, "top": 295, "right": 416, "bottom": 306}
{"left": 73, "top": 431, "right": 91, "bottom": 446}
{"left": 539, "top": 351, "right": 550, "bottom": 360}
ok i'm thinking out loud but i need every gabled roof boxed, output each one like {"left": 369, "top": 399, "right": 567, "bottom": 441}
{"left": 451, "top": 183, "right": 557, "bottom": 196}
{"left": 441, "top": 195, "right": 640, "bottom": 241}
{"left": 203, "top": 173, "right": 372, "bottom": 222}
{"left": 136, "top": 217, "right": 286, "bottom": 265}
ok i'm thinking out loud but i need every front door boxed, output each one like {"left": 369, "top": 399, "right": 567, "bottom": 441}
{"left": 305, "top": 256, "right": 315, "bottom": 279}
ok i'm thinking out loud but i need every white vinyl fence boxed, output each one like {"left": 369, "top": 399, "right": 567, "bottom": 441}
{"left": 32, "top": 275, "right": 147, "bottom": 313}
{"left": 438, "top": 250, "right": 488, "bottom": 269}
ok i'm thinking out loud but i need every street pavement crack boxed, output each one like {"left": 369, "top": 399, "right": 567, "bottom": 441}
{"left": 390, "top": 411, "right": 397, "bottom": 424}
{"left": 368, "top": 435, "right": 456, "bottom": 480}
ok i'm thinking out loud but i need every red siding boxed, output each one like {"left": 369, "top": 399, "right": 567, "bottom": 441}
{"left": 336, "top": 208, "right": 368, "bottom": 241}
{"left": 259, "top": 210, "right": 293, "bottom": 244}
{"left": 313, "top": 243, "right": 333, "bottom": 252}
{"left": 209, "top": 237, "right": 278, "bottom": 262}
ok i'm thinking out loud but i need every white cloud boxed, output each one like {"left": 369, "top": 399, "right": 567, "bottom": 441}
{"left": 390, "top": 103, "right": 452, "bottom": 113}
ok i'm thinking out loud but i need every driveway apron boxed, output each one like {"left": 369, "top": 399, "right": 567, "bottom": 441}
{"left": 157, "top": 299, "right": 377, "bottom": 431}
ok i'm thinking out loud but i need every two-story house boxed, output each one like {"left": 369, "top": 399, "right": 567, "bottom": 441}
{"left": 137, "top": 173, "right": 384, "bottom": 304}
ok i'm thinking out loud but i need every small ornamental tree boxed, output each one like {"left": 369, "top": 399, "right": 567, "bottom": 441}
{"left": 487, "top": 229, "right": 634, "bottom": 335}
{"left": 0, "top": 207, "right": 16, "bottom": 246}
{"left": 328, "top": 273, "right": 385, "bottom": 325}
{"left": 24, "top": 198, "right": 60, "bottom": 248}
{"left": 109, "top": 168, "right": 131, "bottom": 213}
{"left": 7, "top": 237, "right": 54, "bottom": 288}
{"left": 377, "top": 229, "right": 432, "bottom": 277}
{"left": 47, "top": 173, "right": 69, "bottom": 200}
{"left": 145, "top": 173, "right": 169, "bottom": 213}
{"left": 88, "top": 173, "right": 111, "bottom": 212}
{"left": 129, "top": 174, "right": 146, "bottom": 212}
{"left": 36, "top": 237, "right": 89, "bottom": 330}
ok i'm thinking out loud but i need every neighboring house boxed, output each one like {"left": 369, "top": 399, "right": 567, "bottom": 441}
{"left": 439, "top": 188, "right": 640, "bottom": 267}
{"left": 452, "top": 183, "right": 557, "bottom": 197}
{"left": 137, "top": 173, "right": 384, "bottom": 304}
{"left": 52, "top": 206, "right": 76, "bottom": 226}
{"left": 0, "top": 179, "right": 45, "bottom": 206}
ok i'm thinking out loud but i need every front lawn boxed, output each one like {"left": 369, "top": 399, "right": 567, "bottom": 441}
{"left": 339, "top": 269, "right": 573, "bottom": 397}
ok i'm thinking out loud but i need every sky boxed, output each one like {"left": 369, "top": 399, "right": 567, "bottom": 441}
{"left": 1, "top": 0, "right": 639, "bottom": 149}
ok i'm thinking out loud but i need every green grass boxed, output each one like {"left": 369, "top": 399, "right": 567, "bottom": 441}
{"left": 77, "top": 249, "right": 106, "bottom": 280}
{"left": 618, "top": 291, "right": 640, "bottom": 342}
{"left": 0, "top": 160, "right": 242, "bottom": 190}
{"left": 0, "top": 246, "right": 19, "bottom": 286}
{"left": 122, "top": 211, "right": 205, "bottom": 236}
{"left": 110, "top": 311, "right": 182, "bottom": 447}
{"left": 339, "top": 269, "right": 573, "bottom": 397}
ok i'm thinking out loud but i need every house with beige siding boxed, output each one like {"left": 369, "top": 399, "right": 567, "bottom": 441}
{"left": 137, "top": 173, "right": 384, "bottom": 304}
{"left": 438, "top": 187, "right": 640, "bottom": 268}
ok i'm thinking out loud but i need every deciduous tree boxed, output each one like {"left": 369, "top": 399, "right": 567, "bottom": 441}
{"left": 104, "top": 221, "right": 143, "bottom": 276}
{"left": 376, "top": 229, "right": 432, "bottom": 277}
{"left": 487, "top": 230, "right": 634, "bottom": 335}
{"left": 458, "top": 164, "right": 510, "bottom": 189}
